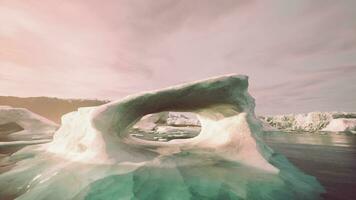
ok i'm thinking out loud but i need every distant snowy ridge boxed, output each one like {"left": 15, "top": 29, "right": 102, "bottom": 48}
{"left": 260, "top": 112, "right": 356, "bottom": 132}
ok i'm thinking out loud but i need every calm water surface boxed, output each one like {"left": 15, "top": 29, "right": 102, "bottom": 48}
{"left": 261, "top": 132, "right": 356, "bottom": 200}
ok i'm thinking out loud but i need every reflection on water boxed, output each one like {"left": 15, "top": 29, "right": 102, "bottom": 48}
{"left": 261, "top": 131, "right": 356, "bottom": 200}
{"left": 261, "top": 131, "right": 356, "bottom": 147}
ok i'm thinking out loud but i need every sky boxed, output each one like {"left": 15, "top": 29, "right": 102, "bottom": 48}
{"left": 0, "top": 0, "right": 355, "bottom": 114}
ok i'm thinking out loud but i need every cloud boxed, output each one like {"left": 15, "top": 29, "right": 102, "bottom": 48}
{"left": 0, "top": 0, "right": 355, "bottom": 114}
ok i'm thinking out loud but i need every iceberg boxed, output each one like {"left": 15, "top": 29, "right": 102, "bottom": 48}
{"left": 0, "top": 106, "right": 58, "bottom": 147}
{"left": 322, "top": 118, "right": 356, "bottom": 132}
{"left": 0, "top": 75, "right": 324, "bottom": 199}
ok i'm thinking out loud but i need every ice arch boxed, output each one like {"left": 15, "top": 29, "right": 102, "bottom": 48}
{"left": 48, "top": 75, "right": 275, "bottom": 172}
{"left": 128, "top": 111, "right": 201, "bottom": 141}
{"left": 0, "top": 74, "right": 324, "bottom": 200}
{"left": 92, "top": 74, "right": 252, "bottom": 138}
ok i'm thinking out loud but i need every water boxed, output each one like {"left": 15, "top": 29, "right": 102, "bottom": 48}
{"left": 260, "top": 132, "right": 356, "bottom": 200}
{"left": 131, "top": 130, "right": 356, "bottom": 200}
{"left": 1, "top": 130, "right": 355, "bottom": 199}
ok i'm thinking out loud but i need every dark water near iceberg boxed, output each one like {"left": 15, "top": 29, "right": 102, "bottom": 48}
{"left": 260, "top": 132, "right": 356, "bottom": 200}
{"left": 130, "top": 129, "right": 356, "bottom": 199}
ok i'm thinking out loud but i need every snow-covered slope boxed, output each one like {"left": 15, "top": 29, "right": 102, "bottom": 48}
{"left": 261, "top": 112, "right": 356, "bottom": 132}
{"left": 0, "top": 75, "right": 323, "bottom": 200}
{"left": 0, "top": 106, "right": 58, "bottom": 145}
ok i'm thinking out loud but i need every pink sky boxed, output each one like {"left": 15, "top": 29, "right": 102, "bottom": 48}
{"left": 0, "top": 0, "right": 356, "bottom": 114}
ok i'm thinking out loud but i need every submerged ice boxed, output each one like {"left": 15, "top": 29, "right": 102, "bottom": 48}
{"left": 0, "top": 75, "right": 324, "bottom": 199}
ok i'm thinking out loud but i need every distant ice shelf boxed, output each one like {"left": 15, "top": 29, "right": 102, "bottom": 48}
{"left": 260, "top": 112, "right": 356, "bottom": 133}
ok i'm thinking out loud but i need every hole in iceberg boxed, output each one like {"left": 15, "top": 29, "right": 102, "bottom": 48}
{"left": 128, "top": 111, "right": 201, "bottom": 142}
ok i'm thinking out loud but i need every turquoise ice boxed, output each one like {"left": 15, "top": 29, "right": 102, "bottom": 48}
{"left": 0, "top": 74, "right": 324, "bottom": 199}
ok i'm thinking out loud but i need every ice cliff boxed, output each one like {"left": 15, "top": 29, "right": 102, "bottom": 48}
{"left": 0, "top": 75, "right": 323, "bottom": 200}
